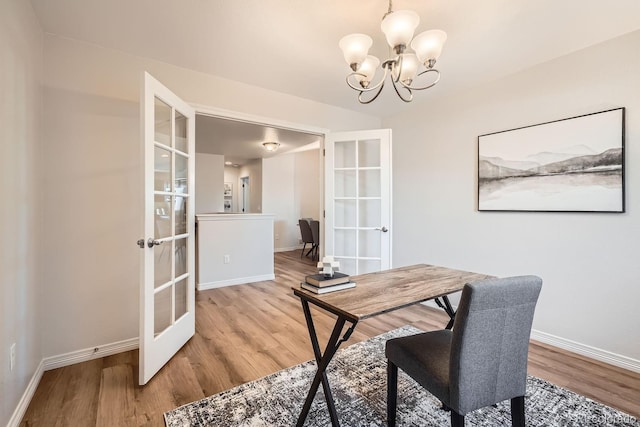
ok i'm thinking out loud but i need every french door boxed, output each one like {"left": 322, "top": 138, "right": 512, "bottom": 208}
{"left": 325, "top": 129, "right": 392, "bottom": 275}
{"left": 139, "top": 72, "right": 196, "bottom": 385}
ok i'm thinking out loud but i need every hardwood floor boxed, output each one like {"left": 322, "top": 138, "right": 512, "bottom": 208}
{"left": 21, "top": 251, "right": 640, "bottom": 426}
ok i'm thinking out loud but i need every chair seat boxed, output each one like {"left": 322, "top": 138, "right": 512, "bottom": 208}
{"left": 386, "top": 330, "right": 453, "bottom": 404}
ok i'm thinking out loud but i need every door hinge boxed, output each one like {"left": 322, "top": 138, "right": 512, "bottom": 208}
{"left": 323, "top": 210, "right": 325, "bottom": 218}
{"left": 323, "top": 148, "right": 326, "bottom": 157}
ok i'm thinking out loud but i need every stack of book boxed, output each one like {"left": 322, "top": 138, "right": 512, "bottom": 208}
{"left": 300, "top": 272, "right": 355, "bottom": 294}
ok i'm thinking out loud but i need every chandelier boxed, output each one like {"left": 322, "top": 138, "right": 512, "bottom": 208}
{"left": 339, "top": 1, "right": 447, "bottom": 104}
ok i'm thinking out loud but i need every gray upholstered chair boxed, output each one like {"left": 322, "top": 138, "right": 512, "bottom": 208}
{"left": 386, "top": 275, "right": 542, "bottom": 427}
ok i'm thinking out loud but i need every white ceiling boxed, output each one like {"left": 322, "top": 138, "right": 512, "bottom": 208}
{"left": 30, "top": 0, "right": 640, "bottom": 163}
{"left": 195, "top": 115, "right": 321, "bottom": 166}
{"left": 30, "top": 0, "right": 640, "bottom": 118}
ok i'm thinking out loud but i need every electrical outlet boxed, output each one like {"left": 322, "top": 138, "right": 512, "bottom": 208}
{"left": 10, "top": 343, "right": 16, "bottom": 372}
{"left": 224, "top": 255, "right": 230, "bottom": 264}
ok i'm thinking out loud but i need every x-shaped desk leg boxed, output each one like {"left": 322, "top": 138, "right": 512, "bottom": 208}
{"left": 296, "top": 300, "right": 357, "bottom": 427}
{"left": 434, "top": 295, "right": 457, "bottom": 329}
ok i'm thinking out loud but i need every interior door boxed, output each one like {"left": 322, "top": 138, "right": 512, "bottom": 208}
{"left": 325, "top": 129, "right": 392, "bottom": 275}
{"left": 139, "top": 72, "right": 196, "bottom": 385}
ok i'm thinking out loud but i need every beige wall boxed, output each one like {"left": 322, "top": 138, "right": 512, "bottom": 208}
{"left": 385, "top": 31, "right": 640, "bottom": 363}
{"left": 238, "top": 160, "right": 263, "bottom": 213}
{"left": 40, "top": 34, "right": 381, "bottom": 359}
{"left": 195, "top": 153, "right": 225, "bottom": 214}
{"left": 0, "top": 1, "right": 43, "bottom": 425}
{"left": 294, "top": 149, "right": 321, "bottom": 220}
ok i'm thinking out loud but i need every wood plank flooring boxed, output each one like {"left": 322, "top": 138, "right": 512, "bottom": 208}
{"left": 21, "top": 251, "right": 640, "bottom": 426}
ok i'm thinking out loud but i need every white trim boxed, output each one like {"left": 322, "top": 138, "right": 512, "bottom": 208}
{"left": 275, "top": 246, "right": 303, "bottom": 252}
{"left": 530, "top": 329, "right": 640, "bottom": 373}
{"left": 190, "top": 103, "right": 330, "bottom": 137}
{"left": 7, "top": 360, "right": 44, "bottom": 427}
{"left": 43, "top": 338, "right": 138, "bottom": 371}
{"left": 197, "top": 274, "right": 275, "bottom": 290}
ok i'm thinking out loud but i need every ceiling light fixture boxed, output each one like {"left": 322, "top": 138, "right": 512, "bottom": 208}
{"left": 339, "top": 0, "right": 447, "bottom": 104}
{"left": 262, "top": 142, "right": 280, "bottom": 152}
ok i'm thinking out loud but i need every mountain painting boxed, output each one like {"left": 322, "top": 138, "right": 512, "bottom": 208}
{"left": 478, "top": 108, "right": 624, "bottom": 212}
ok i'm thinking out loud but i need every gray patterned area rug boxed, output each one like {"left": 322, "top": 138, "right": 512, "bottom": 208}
{"left": 165, "top": 326, "right": 639, "bottom": 426}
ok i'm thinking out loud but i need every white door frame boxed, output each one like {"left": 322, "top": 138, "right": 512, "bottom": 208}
{"left": 192, "top": 104, "right": 329, "bottom": 235}
{"left": 324, "top": 129, "right": 393, "bottom": 275}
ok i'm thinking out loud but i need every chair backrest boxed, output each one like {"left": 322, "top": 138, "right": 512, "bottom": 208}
{"left": 449, "top": 276, "right": 542, "bottom": 415}
{"left": 310, "top": 220, "right": 320, "bottom": 245}
{"left": 298, "top": 219, "right": 314, "bottom": 243}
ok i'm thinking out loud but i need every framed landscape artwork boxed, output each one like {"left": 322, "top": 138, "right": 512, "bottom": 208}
{"left": 478, "top": 108, "right": 625, "bottom": 212}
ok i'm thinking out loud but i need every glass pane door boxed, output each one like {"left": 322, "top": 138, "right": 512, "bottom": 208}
{"left": 140, "top": 72, "right": 195, "bottom": 385}
{"left": 326, "top": 130, "right": 391, "bottom": 275}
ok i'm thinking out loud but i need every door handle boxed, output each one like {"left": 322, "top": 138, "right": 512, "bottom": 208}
{"left": 375, "top": 226, "right": 389, "bottom": 232}
{"left": 147, "top": 238, "right": 162, "bottom": 248}
{"left": 137, "top": 239, "right": 145, "bottom": 249}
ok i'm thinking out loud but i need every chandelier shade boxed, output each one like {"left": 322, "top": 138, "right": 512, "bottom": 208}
{"left": 394, "top": 53, "right": 419, "bottom": 84}
{"left": 338, "top": 1, "right": 447, "bottom": 104}
{"left": 354, "top": 55, "right": 380, "bottom": 87}
{"left": 411, "top": 29, "right": 447, "bottom": 64}
{"left": 380, "top": 10, "right": 419, "bottom": 50}
{"left": 338, "top": 34, "right": 373, "bottom": 69}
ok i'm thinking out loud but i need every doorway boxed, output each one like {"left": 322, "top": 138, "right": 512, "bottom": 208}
{"left": 240, "top": 176, "right": 250, "bottom": 213}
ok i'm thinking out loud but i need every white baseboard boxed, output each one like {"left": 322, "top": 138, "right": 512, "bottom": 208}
{"left": 7, "top": 359, "right": 44, "bottom": 427}
{"left": 275, "top": 246, "right": 302, "bottom": 253}
{"left": 530, "top": 329, "right": 640, "bottom": 373}
{"left": 197, "top": 274, "right": 275, "bottom": 290}
{"left": 43, "top": 337, "right": 139, "bottom": 371}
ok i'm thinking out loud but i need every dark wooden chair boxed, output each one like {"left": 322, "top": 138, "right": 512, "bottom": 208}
{"left": 310, "top": 220, "right": 320, "bottom": 261}
{"left": 298, "top": 219, "right": 315, "bottom": 259}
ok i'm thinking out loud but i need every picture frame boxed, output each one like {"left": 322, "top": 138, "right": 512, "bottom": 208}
{"left": 478, "top": 108, "right": 625, "bottom": 213}
{"left": 224, "top": 182, "right": 233, "bottom": 197}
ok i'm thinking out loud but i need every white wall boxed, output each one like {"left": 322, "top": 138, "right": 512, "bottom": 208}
{"left": 40, "top": 35, "right": 381, "bottom": 359}
{"left": 384, "top": 31, "right": 640, "bottom": 364}
{"left": 238, "top": 160, "right": 263, "bottom": 213}
{"left": 294, "top": 149, "right": 321, "bottom": 219}
{"left": 0, "top": 1, "right": 43, "bottom": 425}
{"left": 195, "top": 153, "right": 224, "bottom": 213}
{"left": 263, "top": 155, "right": 296, "bottom": 250}
{"left": 196, "top": 214, "right": 274, "bottom": 289}
{"left": 263, "top": 150, "right": 321, "bottom": 252}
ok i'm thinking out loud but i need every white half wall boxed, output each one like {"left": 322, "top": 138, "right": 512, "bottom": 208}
{"left": 40, "top": 34, "right": 380, "bottom": 359}
{"left": 196, "top": 214, "right": 275, "bottom": 289}
{"left": 385, "top": 31, "right": 640, "bottom": 364}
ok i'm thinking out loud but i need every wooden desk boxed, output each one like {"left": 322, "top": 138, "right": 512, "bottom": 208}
{"left": 292, "top": 264, "right": 493, "bottom": 427}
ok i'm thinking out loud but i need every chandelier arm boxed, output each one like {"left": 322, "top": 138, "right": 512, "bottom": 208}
{"left": 357, "top": 82, "right": 386, "bottom": 104}
{"left": 390, "top": 76, "right": 413, "bottom": 103}
{"left": 345, "top": 66, "right": 388, "bottom": 93}
{"left": 399, "top": 68, "right": 441, "bottom": 91}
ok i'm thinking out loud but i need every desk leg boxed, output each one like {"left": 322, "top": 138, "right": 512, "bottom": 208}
{"left": 296, "top": 300, "right": 356, "bottom": 427}
{"left": 435, "top": 296, "right": 456, "bottom": 330}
